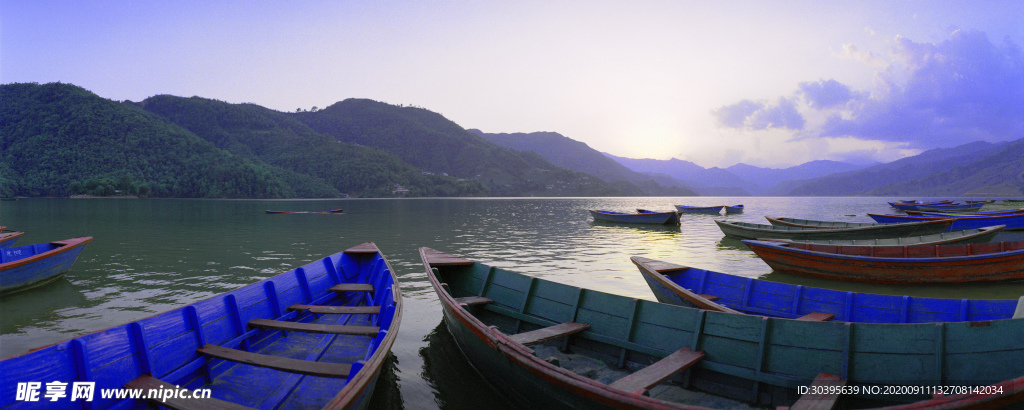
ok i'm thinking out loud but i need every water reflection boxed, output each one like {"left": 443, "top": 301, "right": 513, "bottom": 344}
{"left": 419, "top": 321, "right": 513, "bottom": 410}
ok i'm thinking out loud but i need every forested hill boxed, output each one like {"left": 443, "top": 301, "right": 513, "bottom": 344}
{"left": 291, "top": 99, "right": 625, "bottom": 196}
{"left": 138, "top": 95, "right": 485, "bottom": 197}
{"left": 0, "top": 83, "right": 627, "bottom": 198}
{"left": 1, "top": 82, "right": 298, "bottom": 198}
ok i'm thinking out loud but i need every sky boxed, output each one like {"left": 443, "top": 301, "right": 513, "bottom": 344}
{"left": 3, "top": 1, "right": 1023, "bottom": 168}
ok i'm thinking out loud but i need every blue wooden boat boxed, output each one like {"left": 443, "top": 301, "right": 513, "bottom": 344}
{"left": 421, "top": 247, "right": 1024, "bottom": 408}
{"left": 723, "top": 204, "right": 744, "bottom": 214}
{"left": 589, "top": 209, "right": 680, "bottom": 224}
{"left": 0, "top": 237, "right": 92, "bottom": 295}
{"left": 888, "top": 200, "right": 953, "bottom": 211}
{"left": 674, "top": 205, "right": 723, "bottom": 214}
{"left": 914, "top": 204, "right": 984, "bottom": 213}
{"left": 632, "top": 256, "right": 1020, "bottom": 322}
{"left": 0, "top": 242, "right": 401, "bottom": 409}
{"left": 715, "top": 219, "right": 954, "bottom": 240}
{"left": 0, "top": 231, "right": 24, "bottom": 248}
{"left": 868, "top": 212, "right": 1024, "bottom": 230}
{"left": 904, "top": 208, "right": 1024, "bottom": 216}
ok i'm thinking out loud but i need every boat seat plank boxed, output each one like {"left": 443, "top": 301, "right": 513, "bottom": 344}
{"left": 787, "top": 373, "right": 846, "bottom": 410}
{"left": 796, "top": 312, "right": 835, "bottom": 322}
{"left": 287, "top": 304, "right": 381, "bottom": 314}
{"left": 329, "top": 283, "right": 374, "bottom": 293}
{"left": 198, "top": 344, "right": 352, "bottom": 378}
{"left": 697, "top": 294, "right": 720, "bottom": 302}
{"left": 608, "top": 347, "right": 704, "bottom": 394}
{"left": 455, "top": 296, "right": 493, "bottom": 307}
{"left": 343, "top": 243, "right": 379, "bottom": 254}
{"left": 508, "top": 322, "right": 590, "bottom": 346}
{"left": 125, "top": 375, "right": 253, "bottom": 410}
{"left": 1013, "top": 296, "right": 1024, "bottom": 319}
{"left": 422, "top": 249, "right": 475, "bottom": 266}
{"left": 248, "top": 318, "right": 379, "bottom": 335}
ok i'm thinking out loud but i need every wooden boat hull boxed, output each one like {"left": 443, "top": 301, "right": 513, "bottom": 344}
{"left": 715, "top": 219, "right": 954, "bottom": 240}
{"left": 905, "top": 208, "right": 1024, "bottom": 216}
{"left": 768, "top": 217, "right": 892, "bottom": 229}
{"left": 632, "top": 256, "right": 1018, "bottom": 321}
{"left": 0, "top": 237, "right": 92, "bottom": 295}
{"left": 776, "top": 226, "right": 1005, "bottom": 246}
{"left": 743, "top": 239, "right": 1024, "bottom": 283}
{"left": 0, "top": 231, "right": 23, "bottom": 248}
{"left": 589, "top": 210, "right": 679, "bottom": 225}
{"left": 0, "top": 242, "right": 401, "bottom": 410}
{"left": 888, "top": 200, "right": 953, "bottom": 211}
{"left": 868, "top": 213, "right": 1024, "bottom": 230}
{"left": 674, "top": 205, "right": 723, "bottom": 214}
{"left": 422, "top": 247, "right": 1024, "bottom": 408}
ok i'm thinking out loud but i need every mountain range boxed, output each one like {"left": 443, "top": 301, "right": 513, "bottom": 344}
{"left": 2, "top": 82, "right": 1021, "bottom": 198}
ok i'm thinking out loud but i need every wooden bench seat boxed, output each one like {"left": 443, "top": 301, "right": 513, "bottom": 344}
{"left": 454, "top": 296, "right": 493, "bottom": 307}
{"left": 608, "top": 347, "right": 704, "bottom": 394}
{"left": 287, "top": 304, "right": 381, "bottom": 315}
{"left": 796, "top": 312, "right": 835, "bottom": 322}
{"left": 198, "top": 345, "right": 351, "bottom": 378}
{"left": 422, "top": 249, "right": 475, "bottom": 266}
{"left": 329, "top": 283, "right": 374, "bottom": 293}
{"left": 248, "top": 319, "right": 379, "bottom": 335}
{"left": 508, "top": 322, "right": 590, "bottom": 346}
{"left": 697, "top": 293, "right": 719, "bottom": 302}
{"left": 125, "top": 374, "right": 253, "bottom": 410}
{"left": 785, "top": 373, "right": 846, "bottom": 410}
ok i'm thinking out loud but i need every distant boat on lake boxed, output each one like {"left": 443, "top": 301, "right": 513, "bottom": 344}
{"left": 265, "top": 208, "right": 344, "bottom": 214}
{"left": 589, "top": 209, "right": 680, "bottom": 224}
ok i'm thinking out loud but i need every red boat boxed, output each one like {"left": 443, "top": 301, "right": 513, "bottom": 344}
{"left": 743, "top": 239, "right": 1024, "bottom": 284}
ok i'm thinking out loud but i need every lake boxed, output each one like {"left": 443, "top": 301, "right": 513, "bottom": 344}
{"left": 2, "top": 197, "right": 1023, "bottom": 408}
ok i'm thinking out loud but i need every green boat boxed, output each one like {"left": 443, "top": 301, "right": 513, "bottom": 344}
{"left": 716, "top": 219, "right": 955, "bottom": 241}
{"left": 421, "top": 247, "right": 1024, "bottom": 408}
{"left": 769, "top": 225, "right": 1005, "bottom": 246}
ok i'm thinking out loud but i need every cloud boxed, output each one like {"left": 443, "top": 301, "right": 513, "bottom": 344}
{"left": 713, "top": 97, "right": 804, "bottom": 131}
{"left": 798, "top": 79, "right": 854, "bottom": 109}
{"left": 823, "top": 30, "right": 1024, "bottom": 147}
{"left": 715, "top": 29, "right": 1023, "bottom": 164}
{"left": 713, "top": 100, "right": 763, "bottom": 128}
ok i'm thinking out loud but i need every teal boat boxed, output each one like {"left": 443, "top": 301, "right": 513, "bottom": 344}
{"left": 421, "top": 247, "right": 1024, "bottom": 408}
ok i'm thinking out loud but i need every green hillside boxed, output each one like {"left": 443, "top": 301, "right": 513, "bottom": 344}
{"left": 0, "top": 83, "right": 296, "bottom": 198}
{"left": 865, "top": 139, "right": 1024, "bottom": 197}
{"left": 139, "top": 95, "right": 486, "bottom": 197}
{"left": 293, "top": 99, "right": 626, "bottom": 196}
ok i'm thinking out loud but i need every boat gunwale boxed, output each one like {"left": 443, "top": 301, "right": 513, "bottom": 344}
{"left": 742, "top": 239, "right": 1024, "bottom": 263}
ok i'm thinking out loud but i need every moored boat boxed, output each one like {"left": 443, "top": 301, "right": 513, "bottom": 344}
{"left": 743, "top": 239, "right": 1024, "bottom": 283}
{"left": 715, "top": 219, "right": 954, "bottom": 240}
{"left": 589, "top": 209, "right": 680, "bottom": 224}
{"left": 631, "top": 256, "right": 1020, "bottom": 321}
{"left": 674, "top": 205, "right": 723, "bottom": 214}
{"left": 723, "top": 204, "right": 744, "bottom": 214}
{"left": 421, "top": 247, "right": 1024, "bottom": 408}
{"left": 904, "top": 208, "right": 1024, "bottom": 216}
{"left": 0, "top": 230, "right": 24, "bottom": 248}
{"left": 781, "top": 225, "right": 1004, "bottom": 246}
{"left": 888, "top": 200, "right": 952, "bottom": 211}
{"left": 0, "top": 237, "right": 92, "bottom": 295}
{"left": 867, "top": 212, "right": 1024, "bottom": 230}
{"left": 0, "top": 242, "right": 401, "bottom": 409}
{"left": 914, "top": 204, "right": 984, "bottom": 213}
{"left": 767, "top": 216, "right": 889, "bottom": 229}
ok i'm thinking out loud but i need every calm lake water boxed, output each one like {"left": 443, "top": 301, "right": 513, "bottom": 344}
{"left": 2, "top": 197, "right": 1023, "bottom": 409}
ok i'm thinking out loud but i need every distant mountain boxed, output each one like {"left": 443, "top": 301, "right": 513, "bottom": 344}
{"left": 864, "top": 139, "right": 1024, "bottom": 197}
{"left": 602, "top": 154, "right": 756, "bottom": 196}
{"left": 785, "top": 141, "right": 1014, "bottom": 196}
{"left": 726, "top": 161, "right": 870, "bottom": 194}
{"left": 292, "top": 99, "right": 627, "bottom": 196}
{"left": 469, "top": 130, "right": 696, "bottom": 196}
